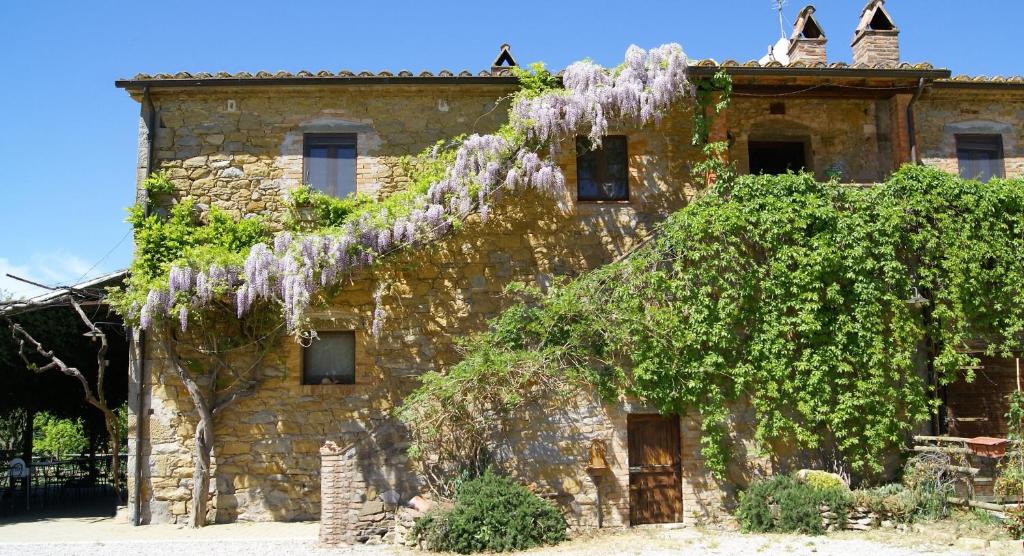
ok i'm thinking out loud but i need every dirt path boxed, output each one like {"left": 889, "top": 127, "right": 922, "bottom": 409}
{"left": 0, "top": 516, "right": 1015, "bottom": 556}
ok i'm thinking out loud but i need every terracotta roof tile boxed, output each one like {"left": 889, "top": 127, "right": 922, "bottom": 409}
{"left": 119, "top": 60, "right": 959, "bottom": 89}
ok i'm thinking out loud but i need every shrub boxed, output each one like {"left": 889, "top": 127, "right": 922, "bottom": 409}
{"left": 412, "top": 469, "right": 567, "bottom": 553}
{"left": 799, "top": 470, "right": 848, "bottom": 492}
{"left": 851, "top": 484, "right": 917, "bottom": 523}
{"left": 901, "top": 455, "right": 954, "bottom": 520}
{"left": 736, "top": 475, "right": 851, "bottom": 535}
{"left": 1005, "top": 506, "right": 1024, "bottom": 540}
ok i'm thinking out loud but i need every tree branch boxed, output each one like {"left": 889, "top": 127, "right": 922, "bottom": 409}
{"left": 10, "top": 322, "right": 101, "bottom": 409}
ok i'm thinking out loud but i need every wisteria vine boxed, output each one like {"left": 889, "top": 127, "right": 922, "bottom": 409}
{"left": 132, "top": 43, "right": 695, "bottom": 336}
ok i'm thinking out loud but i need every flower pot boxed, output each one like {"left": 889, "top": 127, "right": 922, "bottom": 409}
{"left": 966, "top": 436, "right": 1008, "bottom": 458}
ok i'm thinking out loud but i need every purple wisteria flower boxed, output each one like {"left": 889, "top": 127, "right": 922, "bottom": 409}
{"left": 139, "top": 44, "right": 691, "bottom": 334}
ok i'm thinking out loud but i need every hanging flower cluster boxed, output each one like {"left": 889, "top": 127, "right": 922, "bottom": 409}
{"left": 138, "top": 43, "right": 692, "bottom": 335}
{"left": 512, "top": 44, "right": 691, "bottom": 147}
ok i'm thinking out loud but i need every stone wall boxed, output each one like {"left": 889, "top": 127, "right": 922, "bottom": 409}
{"left": 917, "top": 89, "right": 1024, "bottom": 178}
{"left": 129, "top": 80, "right": 1023, "bottom": 529}
{"left": 722, "top": 96, "right": 899, "bottom": 183}
{"left": 135, "top": 82, "right": 708, "bottom": 525}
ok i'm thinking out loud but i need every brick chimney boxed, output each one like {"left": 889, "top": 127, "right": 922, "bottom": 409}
{"left": 787, "top": 5, "right": 827, "bottom": 65}
{"left": 851, "top": 0, "right": 899, "bottom": 66}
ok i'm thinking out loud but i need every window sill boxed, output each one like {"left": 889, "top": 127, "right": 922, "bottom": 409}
{"left": 299, "top": 383, "right": 370, "bottom": 396}
{"left": 576, "top": 199, "right": 633, "bottom": 205}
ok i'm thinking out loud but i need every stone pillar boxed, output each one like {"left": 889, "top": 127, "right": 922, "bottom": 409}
{"left": 888, "top": 94, "right": 914, "bottom": 167}
{"left": 319, "top": 440, "right": 354, "bottom": 545}
{"left": 319, "top": 439, "right": 397, "bottom": 546}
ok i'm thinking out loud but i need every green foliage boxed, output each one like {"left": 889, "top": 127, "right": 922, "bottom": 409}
{"left": 851, "top": 484, "right": 920, "bottom": 523}
{"left": 996, "top": 390, "right": 1024, "bottom": 533}
{"left": 0, "top": 409, "right": 27, "bottom": 453}
{"left": 736, "top": 475, "right": 850, "bottom": 534}
{"left": 412, "top": 469, "right": 567, "bottom": 553}
{"left": 692, "top": 69, "right": 732, "bottom": 145}
{"left": 110, "top": 200, "right": 271, "bottom": 320}
{"left": 141, "top": 170, "right": 175, "bottom": 194}
{"left": 801, "top": 470, "right": 847, "bottom": 492}
{"left": 511, "top": 62, "right": 561, "bottom": 98}
{"left": 114, "top": 404, "right": 128, "bottom": 453}
{"left": 400, "top": 167, "right": 1024, "bottom": 480}
{"left": 285, "top": 184, "right": 373, "bottom": 229}
{"left": 691, "top": 141, "right": 736, "bottom": 184}
{"left": 394, "top": 290, "right": 575, "bottom": 496}
{"left": 33, "top": 412, "right": 88, "bottom": 459}
{"left": 1006, "top": 506, "right": 1024, "bottom": 540}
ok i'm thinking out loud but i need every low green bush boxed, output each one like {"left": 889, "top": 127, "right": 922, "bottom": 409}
{"left": 736, "top": 475, "right": 851, "bottom": 535}
{"left": 851, "top": 484, "right": 917, "bottom": 523}
{"left": 800, "top": 470, "right": 848, "bottom": 492}
{"left": 412, "top": 469, "right": 567, "bottom": 553}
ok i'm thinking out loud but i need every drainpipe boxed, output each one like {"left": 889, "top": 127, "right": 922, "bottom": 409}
{"left": 130, "top": 86, "right": 157, "bottom": 525}
{"left": 906, "top": 78, "right": 926, "bottom": 165}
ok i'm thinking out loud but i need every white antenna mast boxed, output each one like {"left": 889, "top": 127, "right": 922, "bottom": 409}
{"left": 773, "top": 0, "right": 788, "bottom": 39}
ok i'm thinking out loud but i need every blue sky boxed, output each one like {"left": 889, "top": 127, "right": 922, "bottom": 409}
{"left": 0, "top": 0, "right": 1020, "bottom": 298}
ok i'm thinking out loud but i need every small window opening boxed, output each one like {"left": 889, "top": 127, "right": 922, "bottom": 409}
{"left": 867, "top": 10, "right": 894, "bottom": 31}
{"left": 769, "top": 102, "right": 786, "bottom": 115}
{"left": 302, "top": 331, "right": 356, "bottom": 385}
{"left": 576, "top": 136, "right": 629, "bottom": 201}
{"left": 748, "top": 140, "right": 808, "bottom": 175}
{"left": 303, "top": 134, "right": 357, "bottom": 198}
{"left": 956, "top": 134, "right": 1004, "bottom": 182}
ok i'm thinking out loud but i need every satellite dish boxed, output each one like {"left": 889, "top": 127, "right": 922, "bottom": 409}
{"left": 8, "top": 458, "right": 29, "bottom": 479}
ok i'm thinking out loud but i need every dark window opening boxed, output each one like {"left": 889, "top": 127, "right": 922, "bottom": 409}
{"left": 302, "top": 331, "right": 356, "bottom": 385}
{"left": 956, "top": 134, "right": 1004, "bottom": 182}
{"left": 576, "top": 136, "right": 629, "bottom": 201}
{"left": 748, "top": 141, "right": 808, "bottom": 175}
{"left": 303, "top": 134, "right": 357, "bottom": 198}
{"left": 769, "top": 102, "right": 786, "bottom": 115}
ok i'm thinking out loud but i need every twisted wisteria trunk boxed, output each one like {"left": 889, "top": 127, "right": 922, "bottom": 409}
{"left": 190, "top": 417, "right": 213, "bottom": 528}
{"left": 162, "top": 331, "right": 217, "bottom": 528}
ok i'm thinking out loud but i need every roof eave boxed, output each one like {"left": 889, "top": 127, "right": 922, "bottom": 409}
{"left": 688, "top": 65, "right": 951, "bottom": 80}
{"left": 115, "top": 75, "right": 523, "bottom": 91}
{"left": 932, "top": 80, "right": 1024, "bottom": 90}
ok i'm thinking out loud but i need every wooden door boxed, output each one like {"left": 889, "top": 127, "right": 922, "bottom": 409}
{"left": 628, "top": 414, "right": 683, "bottom": 525}
{"left": 945, "top": 356, "right": 1019, "bottom": 438}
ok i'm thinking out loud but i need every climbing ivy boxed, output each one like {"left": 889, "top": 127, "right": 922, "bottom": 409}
{"left": 398, "top": 167, "right": 1024, "bottom": 478}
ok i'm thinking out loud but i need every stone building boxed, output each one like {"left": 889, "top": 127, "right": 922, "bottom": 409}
{"left": 115, "top": 0, "right": 1023, "bottom": 538}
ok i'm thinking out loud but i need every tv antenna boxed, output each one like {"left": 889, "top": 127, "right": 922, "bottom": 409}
{"left": 773, "top": 0, "right": 788, "bottom": 39}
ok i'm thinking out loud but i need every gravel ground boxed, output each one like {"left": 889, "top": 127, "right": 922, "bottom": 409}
{"left": 0, "top": 517, "right": 1012, "bottom": 556}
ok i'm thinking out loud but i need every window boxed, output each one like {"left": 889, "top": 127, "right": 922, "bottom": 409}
{"left": 957, "top": 134, "right": 1004, "bottom": 182}
{"left": 748, "top": 140, "right": 808, "bottom": 175}
{"left": 576, "top": 136, "right": 628, "bottom": 201}
{"left": 303, "top": 134, "right": 357, "bottom": 197}
{"left": 302, "top": 331, "right": 356, "bottom": 385}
